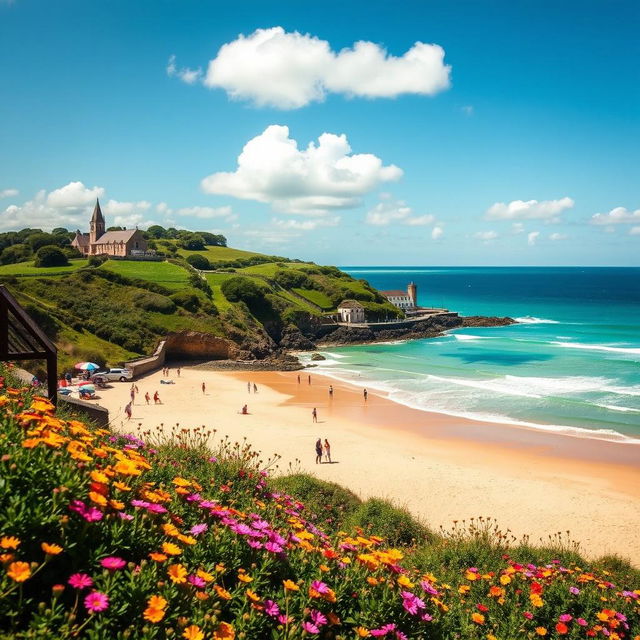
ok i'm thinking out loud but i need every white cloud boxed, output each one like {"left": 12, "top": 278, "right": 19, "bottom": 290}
{"left": 511, "top": 222, "right": 525, "bottom": 234}
{"left": 240, "top": 228, "right": 300, "bottom": 245}
{"left": 166, "top": 54, "right": 203, "bottom": 85}
{"left": 202, "top": 125, "right": 402, "bottom": 215}
{"left": 179, "top": 26, "right": 450, "bottom": 109}
{"left": 629, "top": 226, "right": 640, "bottom": 235}
{"left": 46, "top": 181, "right": 105, "bottom": 208}
{"left": 103, "top": 199, "right": 151, "bottom": 216}
{"left": 0, "top": 188, "right": 18, "bottom": 199}
{"left": 474, "top": 230, "right": 498, "bottom": 243}
{"left": 590, "top": 206, "right": 640, "bottom": 226}
{"left": 431, "top": 225, "right": 444, "bottom": 240}
{"left": 486, "top": 197, "right": 574, "bottom": 221}
{"left": 112, "top": 214, "right": 156, "bottom": 230}
{"left": 365, "top": 195, "right": 434, "bottom": 227}
{"left": 527, "top": 231, "right": 540, "bottom": 246}
{"left": 175, "top": 205, "right": 234, "bottom": 220}
{"left": 549, "top": 232, "right": 567, "bottom": 241}
{"left": 272, "top": 216, "right": 340, "bottom": 231}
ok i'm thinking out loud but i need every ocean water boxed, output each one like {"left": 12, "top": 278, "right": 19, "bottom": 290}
{"left": 299, "top": 267, "right": 640, "bottom": 443}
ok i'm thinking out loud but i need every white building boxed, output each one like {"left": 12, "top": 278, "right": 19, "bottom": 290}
{"left": 337, "top": 299, "right": 366, "bottom": 324}
{"left": 380, "top": 282, "right": 417, "bottom": 311}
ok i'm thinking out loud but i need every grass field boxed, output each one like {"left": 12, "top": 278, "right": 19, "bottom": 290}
{"left": 178, "top": 246, "right": 264, "bottom": 264}
{"left": 100, "top": 260, "right": 190, "bottom": 290}
{"left": 204, "top": 273, "right": 234, "bottom": 311}
{"left": 292, "top": 287, "right": 335, "bottom": 310}
{"left": 237, "top": 262, "right": 306, "bottom": 277}
{"left": 0, "top": 259, "right": 88, "bottom": 276}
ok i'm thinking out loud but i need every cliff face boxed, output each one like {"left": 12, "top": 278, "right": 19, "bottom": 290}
{"left": 165, "top": 331, "right": 239, "bottom": 360}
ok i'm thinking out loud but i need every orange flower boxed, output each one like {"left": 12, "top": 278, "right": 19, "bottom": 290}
{"left": 556, "top": 622, "right": 569, "bottom": 635}
{"left": 172, "top": 477, "right": 191, "bottom": 487}
{"left": 0, "top": 536, "right": 20, "bottom": 550}
{"left": 22, "top": 438, "right": 41, "bottom": 449}
{"left": 238, "top": 573, "right": 253, "bottom": 583}
{"left": 162, "top": 542, "right": 182, "bottom": 556}
{"left": 214, "top": 584, "right": 232, "bottom": 600}
{"left": 31, "top": 397, "right": 55, "bottom": 413}
{"left": 458, "top": 585, "right": 471, "bottom": 594}
{"left": 149, "top": 552, "right": 168, "bottom": 563}
{"left": 162, "top": 523, "right": 180, "bottom": 537}
{"left": 213, "top": 622, "right": 235, "bottom": 640}
{"left": 143, "top": 607, "right": 166, "bottom": 623}
{"left": 177, "top": 534, "right": 197, "bottom": 546}
{"left": 7, "top": 561, "right": 31, "bottom": 582}
{"left": 530, "top": 593, "right": 544, "bottom": 608}
{"left": 282, "top": 579, "right": 299, "bottom": 591}
{"left": 196, "top": 569, "right": 214, "bottom": 582}
{"left": 489, "top": 585, "right": 504, "bottom": 597}
{"left": 90, "top": 470, "right": 110, "bottom": 484}
{"left": 89, "top": 491, "right": 108, "bottom": 507}
{"left": 113, "top": 481, "right": 131, "bottom": 492}
{"left": 114, "top": 459, "right": 141, "bottom": 476}
{"left": 471, "top": 613, "right": 485, "bottom": 625}
{"left": 535, "top": 628, "right": 547, "bottom": 636}
{"left": 0, "top": 395, "right": 9, "bottom": 407}
{"left": 367, "top": 577, "right": 379, "bottom": 586}
{"left": 355, "top": 628, "right": 370, "bottom": 637}
{"left": 41, "top": 542, "right": 63, "bottom": 555}
{"left": 168, "top": 564, "right": 187, "bottom": 584}
{"left": 109, "top": 499, "right": 125, "bottom": 510}
{"left": 183, "top": 626, "right": 204, "bottom": 640}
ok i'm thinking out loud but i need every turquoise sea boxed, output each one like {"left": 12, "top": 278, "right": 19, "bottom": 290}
{"left": 299, "top": 267, "right": 640, "bottom": 443}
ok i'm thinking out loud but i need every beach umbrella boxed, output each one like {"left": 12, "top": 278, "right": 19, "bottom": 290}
{"left": 74, "top": 362, "right": 99, "bottom": 371}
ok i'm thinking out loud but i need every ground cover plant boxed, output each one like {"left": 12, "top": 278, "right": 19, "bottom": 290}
{"left": 1, "top": 364, "right": 638, "bottom": 639}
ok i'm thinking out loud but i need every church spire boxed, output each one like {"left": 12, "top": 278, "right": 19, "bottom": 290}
{"left": 89, "top": 197, "right": 105, "bottom": 244}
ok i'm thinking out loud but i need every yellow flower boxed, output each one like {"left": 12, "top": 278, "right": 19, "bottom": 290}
{"left": 172, "top": 477, "right": 191, "bottom": 487}
{"left": 355, "top": 628, "right": 370, "bottom": 637}
{"left": 89, "top": 491, "right": 108, "bottom": 507}
{"left": 183, "top": 625, "right": 204, "bottom": 640}
{"left": 41, "top": 542, "right": 63, "bottom": 555}
{"left": 196, "top": 569, "right": 214, "bottom": 583}
{"left": 213, "top": 622, "right": 235, "bottom": 640}
{"left": 7, "top": 561, "right": 31, "bottom": 582}
{"left": 90, "top": 470, "right": 110, "bottom": 484}
{"left": 397, "top": 575, "right": 414, "bottom": 588}
{"left": 162, "top": 542, "right": 182, "bottom": 556}
{"left": 458, "top": 584, "right": 471, "bottom": 594}
{"left": 168, "top": 564, "right": 187, "bottom": 584}
{"left": 471, "top": 613, "right": 485, "bottom": 625}
{"left": 149, "top": 552, "right": 168, "bottom": 562}
{"left": 0, "top": 536, "right": 20, "bottom": 550}
{"left": 238, "top": 573, "right": 253, "bottom": 583}
{"left": 246, "top": 589, "right": 260, "bottom": 602}
{"left": 499, "top": 574, "right": 512, "bottom": 585}
{"left": 162, "top": 523, "right": 180, "bottom": 537}
{"left": 535, "top": 627, "right": 547, "bottom": 636}
{"left": 31, "top": 397, "right": 55, "bottom": 413}
{"left": 283, "top": 579, "right": 299, "bottom": 591}
{"left": 530, "top": 593, "right": 544, "bottom": 608}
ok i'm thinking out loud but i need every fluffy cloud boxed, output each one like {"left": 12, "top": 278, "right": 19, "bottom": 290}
{"left": 474, "top": 230, "right": 498, "bottom": 242}
{"left": 272, "top": 216, "right": 340, "bottom": 231}
{"left": 103, "top": 199, "right": 151, "bottom": 216}
{"left": 527, "top": 231, "right": 540, "bottom": 246}
{"left": 590, "top": 206, "right": 640, "bottom": 225}
{"left": 549, "top": 232, "right": 567, "bottom": 241}
{"left": 166, "top": 55, "right": 203, "bottom": 85}
{"left": 431, "top": 225, "right": 444, "bottom": 240}
{"left": 175, "top": 205, "right": 235, "bottom": 220}
{"left": 46, "top": 181, "right": 105, "bottom": 208}
{"left": 202, "top": 125, "right": 402, "bottom": 215}
{"left": 366, "top": 195, "right": 434, "bottom": 227}
{"left": 0, "top": 188, "right": 18, "bottom": 199}
{"left": 511, "top": 222, "right": 525, "bottom": 234}
{"left": 171, "top": 27, "right": 450, "bottom": 109}
{"left": 486, "top": 197, "right": 574, "bottom": 221}
{"left": 629, "top": 226, "right": 640, "bottom": 235}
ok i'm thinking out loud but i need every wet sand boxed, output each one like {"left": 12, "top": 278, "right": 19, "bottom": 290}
{"left": 94, "top": 366, "right": 640, "bottom": 566}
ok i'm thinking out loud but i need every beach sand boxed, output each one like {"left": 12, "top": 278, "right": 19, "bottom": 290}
{"left": 94, "top": 366, "right": 640, "bottom": 566}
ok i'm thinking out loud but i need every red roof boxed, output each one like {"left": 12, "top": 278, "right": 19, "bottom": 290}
{"left": 380, "top": 290, "right": 409, "bottom": 297}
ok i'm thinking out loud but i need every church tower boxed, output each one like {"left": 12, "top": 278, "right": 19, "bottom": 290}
{"left": 89, "top": 198, "right": 105, "bottom": 244}
{"left": 407, "top": 281, "right": 417, "bottom": 308}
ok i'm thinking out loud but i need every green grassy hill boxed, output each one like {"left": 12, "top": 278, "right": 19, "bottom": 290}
{"left": 0, "top": 240, "right": 400, "bottom": 374}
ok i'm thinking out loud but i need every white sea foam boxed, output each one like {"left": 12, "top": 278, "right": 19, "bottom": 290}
{"left": 453, "top": 334, "right": 489, "bottom": 342}
{"left": 596, "top": 404, "right": 640, "bottom": 413}
{"left": 552, "top": 341, "right": 640, "bottom": 356}
{"left": 515, "top": 316, "right": 560, "bottom": 324}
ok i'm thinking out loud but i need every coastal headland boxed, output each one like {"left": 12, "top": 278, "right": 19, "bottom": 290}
{"left": 96, "top": 364, "right": 640, "bottom": 567}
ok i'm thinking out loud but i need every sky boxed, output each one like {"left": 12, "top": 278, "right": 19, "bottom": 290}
{"left": 0, "top": 0, "right": 638, "bottom": 265}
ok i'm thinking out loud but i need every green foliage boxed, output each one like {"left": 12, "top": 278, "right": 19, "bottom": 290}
{"left": 28, "top": 232, "right": 68, "bottom": 252}
{"left": 88, "top": 255, "right": 107, "bottom": 267}
{"left": 34, "top": 245, "right": 69, "bottom": 268}
{"left": 221, "top": 276, "right": 268, "bottom": 311}
{"left": 170, "top": 289, "right": 202, "bottom": 312}
{"left": 135, "top": 291, "right": 176, "bottom": 314}
{"left": 273, "top": 268, "right": 314, "bottom": 289}
{"left": 198, "top": 231, "right": 227, "bottom": 247}
{"left": 0, "top": 243, "right": 30, "bottom": 265}
{"left": 23, "top": 303, "right": 59, "bottom": 339}
{"left": 179, "top": 232, "right": 205, "bottom": 251}
{"left": 186, "top": 254, "right": 210, "bottom": 270}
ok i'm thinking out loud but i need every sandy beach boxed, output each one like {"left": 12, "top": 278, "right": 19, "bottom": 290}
{"left": 92, "top": 365, "right": 640, "bottom": 566}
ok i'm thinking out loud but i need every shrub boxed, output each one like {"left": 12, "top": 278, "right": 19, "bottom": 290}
{"left": 23, "top": 303, "right": 59, "bottom": 339}
{"left": 88, "top": 255, "right": 107, "bottom": 267}
{"left": 221, "top": 276, "right": 269, "bottom": 311}
{"left": 34, "top": 245, "right": 69, "bottom": 268}
{"left": 170, "top": 289, "right": 201, "bottom": 312}
{"left": 179, "top": 233, "right": 205, "bottom": 251}
{"left": 135, "top": 292, "right": 176, "bottom": 314}
{"left": 0, "top": 243, "right": 31, "bottom": 265}
{"left": 273, "top": 268, "right": 313, "bottom": 290}
{"left": 186, "top": 254, "right": 210, "bottom": 270}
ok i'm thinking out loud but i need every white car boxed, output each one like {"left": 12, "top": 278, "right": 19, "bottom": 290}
{"left": 94, "top": 368, "right": 133, "bottom": 382}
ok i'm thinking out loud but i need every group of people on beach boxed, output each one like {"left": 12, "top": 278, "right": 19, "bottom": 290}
{"left": 124, "top": 384, "right": 162, "bottom": 420}
{"left": 161, "top": 366, "right": 180, "bottom": 377}
{"left": 315, "top": 438, "right": 331, "bottom": 464}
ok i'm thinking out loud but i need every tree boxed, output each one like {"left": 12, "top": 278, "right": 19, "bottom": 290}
{"left": 0, "top": 243, "right": 31, "bottom": 265}
{"left": 186, "top": 254, "right": 210, "bottom": 270}
{"left": 221, "top": 277, "right": 268, "bottom": 311}
{"left": 179, "top": 233, "right": 205, "bottom": 251}
{"left": 146, "top": 225, "right": 167, "bottom": 239}
{"left": 28, "top": 232, "right": 64, "bottom": 252}
{"left": 34, "top": 245, "right": 69, "bottom": 268}
{"left": 199, "top": 232, "right": 227, "bottom": 247}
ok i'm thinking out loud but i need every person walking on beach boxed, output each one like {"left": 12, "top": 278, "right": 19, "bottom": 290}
{"left": 312, "top": 407, "right": 317, "bottom": 423}
{"left": 253, "top": 383, "right": 258, "bottom": 393}
{"left": 297, "top": 374, "right": 300, "bottom": 384}
{"left": 130, "top": 387, "right": 135, "bottom": 404}
{"left": 124, "top": 402, "right": 132, "bottom": 420}
{"left": 363, "top": 388, "right": 368, "bottom": 401}
{"left": 308, "top": 375, "right": 311, "bottom": 385}
{"left": 177, "top": 367, "right": 181, "bottom": 377}
{"left": 202, "top": 382, "right": 206, "bottom": 394}
{"left": 315, "top": 438, "right": 323, "bottom": 464}
{"left": 153, "top": 391, "right": 160, "bottom": 404}
{"left": 144, "top": 391, "right": 150, "bottom": 405}
{"left": 329, "top": 385, "right": 333, "bottom": 398}
{"left": 247, "top": 381, "right": 251, "bottom": 393}
{"left": 324, "top": 438, "right": 331, "bottom": 463}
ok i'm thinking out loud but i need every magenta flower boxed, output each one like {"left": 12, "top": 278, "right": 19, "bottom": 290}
{"left": 188, "top": 575, "right": 206, "bottom": 588}
{"left": 569, "top": 586, "right": 580, "bottom": 595}
{"left": 310, "top": 610, "right": 327, "bottom": 626}
{"left": 189, "top": 523, "right": 208, "bottom": 536}
{"left": 100, "top": 557, "right": 126, "bottom": 571}
{"left": 420, "top": 579, "right": 439, "bottom": 595}
{"left": 84, "top": 591, "right": 109, "bottom": 613}
{"left": 265, "top": 541, "right": 284, "bottom": 553}
{"left": 559, "top": 614, "right": 572, "bottom": 622}
{"left": 264, "top": 599, "right": 280, "bottom": 617}
{"left": 310, "top": 580, "right": 329, "bottom": 594}
{"left": 68, "top": 573, "right": 93, "bottom": 589}
{"left": 302, "top": 621, "right": 320, "bottom": 634}
{"left": 401, "top": 591, "right": 426, "bottom": 615}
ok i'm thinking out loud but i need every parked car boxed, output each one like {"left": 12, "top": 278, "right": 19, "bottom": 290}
{"left": 93, "top": 368, "right": 133, "bottom": 382}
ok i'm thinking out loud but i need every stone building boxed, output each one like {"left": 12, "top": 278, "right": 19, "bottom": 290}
{"left": 337, "top": 299, "right": 366, "bottom": 324}
{"left": 72, "top": 199, "right": 148, "bottom": 257}
{"left": 380, "top": 282, "right": 418, "bottom": 311}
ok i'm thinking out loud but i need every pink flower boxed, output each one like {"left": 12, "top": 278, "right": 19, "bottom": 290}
{"left": 189, "top": 523, "right": 208, "bottom": 536}
{"left": 559, "top": 614, "right": 572, "bottom": 622}
{"left": 401, "top": 591, "right": 425, "bottom": 615}
{"left": 302, "top": 621, "right": 320, "bottom": 634}
{"left": 188, "top": 574, "right": 206, "bottom": 588}
{"left": 265, "top": 541, "right": 283, "bottom": 553}
{"left": 310, "top": 610, "right": 327, "bottom": 626}
{"left": 264, "top": 600, "right": 279, "bottom": 617}
{"left": 310, "top": 580, "right": 329, "bottom": 594}
{"left": 569, "top": 586, "right": 580, "bottom": 595}
{"left": 84, "top": 591, "right": 109, "bottom": 613}
{"left": 523, "top": 611, "right": 534, "bottom": 620}
{"left": 577, "top": 618, "right": 587, "bottom": 626}
{"left": 100, "top": 557, "right": 126, "bottom": 571}
{"left": 420, "top": 580, "right": 439, "bottom": 595}
{"left": 68, "top": 573, "right": 93, "bottom": 589}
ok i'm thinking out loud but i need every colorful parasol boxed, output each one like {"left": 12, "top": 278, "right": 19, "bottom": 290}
{"left": 74, "top": 362, "right": 100, "bottom": 371}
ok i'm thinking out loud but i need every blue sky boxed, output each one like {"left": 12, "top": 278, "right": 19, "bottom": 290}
{"left": 0, "top": 0, "right": 638, "bottom": 265}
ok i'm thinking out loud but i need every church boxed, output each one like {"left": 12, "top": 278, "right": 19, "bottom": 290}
{"left": 71, "top": 199, "right": 148, "bottom": 257}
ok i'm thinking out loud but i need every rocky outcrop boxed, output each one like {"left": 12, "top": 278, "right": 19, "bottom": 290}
{"left": 165, "top": 331, "right": 239, "bottom": 360}
{"left": 310, "top": 353, "right": 326, "bottom": 361}
{"left": 278, "top": 325, "right": 316, "bottom": 351}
